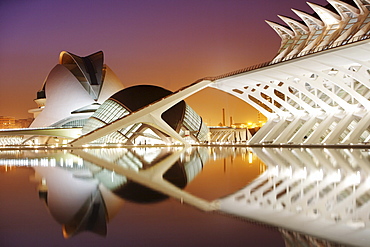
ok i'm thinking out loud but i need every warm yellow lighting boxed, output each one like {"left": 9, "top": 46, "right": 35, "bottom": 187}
{"left": 248, "top": 152, "right": 253, "bottom": 164}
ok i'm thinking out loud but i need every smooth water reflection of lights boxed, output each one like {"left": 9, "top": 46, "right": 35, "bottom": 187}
{"left": 1, "top": 147, "right": 370, "bottom": 247}
{"left": 219, "top": 147, "right": 370, "bottom": 247}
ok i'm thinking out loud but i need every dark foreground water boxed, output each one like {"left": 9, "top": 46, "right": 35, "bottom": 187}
{"left": 1, "top": 146, "right": 366, "bottom": 247}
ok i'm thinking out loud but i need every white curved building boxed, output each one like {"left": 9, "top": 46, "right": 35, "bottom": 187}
{"left": 29, "top": 51, "right": 124, "bottom": 128}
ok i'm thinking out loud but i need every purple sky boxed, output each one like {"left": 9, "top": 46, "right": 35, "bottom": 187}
{"left": 0, "top": 0, "right": 329, "bottom": 123}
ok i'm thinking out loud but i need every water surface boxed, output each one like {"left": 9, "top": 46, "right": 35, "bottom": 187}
{"left": 0, "top": 147, "right": 285, "bottom": 247}
{"left": 2, "top": 146, "right": 366, "bottom": 246}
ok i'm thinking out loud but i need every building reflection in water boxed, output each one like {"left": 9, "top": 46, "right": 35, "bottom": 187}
{"left": 219, "top": 147, "right": 370, "bottom": 247}
{"left": 26, "top": 147, "right": 209, "bottom": 238}
{"left": 1, "top": 147, "right": 369, "bottom": 246}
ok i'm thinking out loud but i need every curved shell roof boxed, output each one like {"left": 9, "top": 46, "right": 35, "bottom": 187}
{"left": 30, "top": 51, "right": 124, "bottom": 128}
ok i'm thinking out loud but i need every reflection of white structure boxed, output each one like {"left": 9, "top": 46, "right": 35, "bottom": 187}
{"left": 80, "top": 147, "right": 208, "bottom": 190}
{"left": 218, "top": 147, "right": 370, "bottom": 247}
{"left": 29, "top": 51, "right": 124, "bottom": 128}
{"left": 33, "top": 166, "right": 123, "bottom": 238}
{"left": 0, "top": 147, "right": 210, "bottom": 237}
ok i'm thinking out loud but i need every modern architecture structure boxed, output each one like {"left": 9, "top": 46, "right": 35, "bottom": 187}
{"left": 210, "top": 0, "right": 370, "bottom": 145}
{"left": 71, "top": 0, "right": 370, "bottom": 146}
{"left": 1, "top": 51, "right": 209, "bottom": 146}
{"left": 2, "top": 0, "right": 370, "bottom": 147}
{"left": 29, "top": 51, "right": 124, "bottom": 128}
{"left": 81, "top": 85, "right": 209, "bottom": 145}
{"left": 2, "top": 0, "right": 370, "bottom": 245}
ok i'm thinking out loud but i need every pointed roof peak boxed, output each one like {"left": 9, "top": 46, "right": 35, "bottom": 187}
{"left": 278, "top": 15, "right": 309, "bottom": 35}
{"left": 307, "top": 1, "right": 341, "bottom": 25}
{"left": 291, "top": 8, "right": 324, "bottom": 30}
{"left": 265, "top": 20, "right": 295, "bottom": 39}
{"left": 327, "top": 0, "right": 360, "bottom": 17}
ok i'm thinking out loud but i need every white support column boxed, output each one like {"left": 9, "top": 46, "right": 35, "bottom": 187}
{"left": 274, "top": 116, "right": 302, "bottom": 143}
{"left": 261, "top": 118, "right": 290, "bottom": 144}
{"left": 341, "top": 112, "right": 370, "bottom": 143}
{"left": 213, "top": 131, "right": 224, "bottom": 142}
{"left": 305, "top": 114, "right": 336, "bottom": 144}
{"left": 220, "top": 131, "right": 232, "bottom": 142}
{"left": 258, "top": 80, "right": 310, "bottom": 115}
{"left": 249, "top": 118, "right": 278, "bottom": 144}
{"left": 289, "top": 116, "right": 318, "bottom": 143}
{"left": 322, "top": 113, "right": 354, "bottom": 144}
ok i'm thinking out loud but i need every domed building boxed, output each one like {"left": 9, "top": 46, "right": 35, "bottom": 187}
{"left": 29, "top": 51, "right": 124, "bottom": 128}
{"left": 82, "top": 85, "right": 209, "bottom": 144}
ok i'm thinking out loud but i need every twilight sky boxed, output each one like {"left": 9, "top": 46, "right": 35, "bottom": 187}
{"left": 0, "top": 0, "right": 328, "bottom": 125}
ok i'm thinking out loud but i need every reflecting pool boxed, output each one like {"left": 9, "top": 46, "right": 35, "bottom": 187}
{"left": 1, "top": 146, "right": 368, "bottom": 246}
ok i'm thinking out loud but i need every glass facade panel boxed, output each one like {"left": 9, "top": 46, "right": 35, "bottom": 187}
{"left": 182, "top": 104, "right": 209, "bottom": 142}
{"left": 62, "top": 119, "right": 88, "bottom": 128}
{"left": 81, "top": 89, "right": 210, "bottom": 144}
